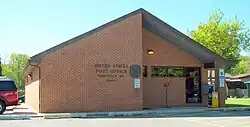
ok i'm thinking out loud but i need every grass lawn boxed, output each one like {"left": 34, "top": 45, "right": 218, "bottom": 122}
{"left": 225, "top": 98, "right": 250, "bottom": 107}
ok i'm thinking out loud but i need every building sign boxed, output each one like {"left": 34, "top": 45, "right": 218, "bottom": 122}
{"left": 94, "top": 64, "right": 128, "bottom": 82}
{"left": 134, "top": 78, "right": 140, "bottom": 88}
{"left": 219, "top": 69, "right": 225, "bottom": 87}
{"left": 130, "top": 64, "right": 141, "bottom": 78}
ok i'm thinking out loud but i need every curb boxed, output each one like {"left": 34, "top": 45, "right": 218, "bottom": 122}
{"left": 108, "top": 110, "right": 155, "bottom": 117}
{"left": 6, "top": 107, "right": 250, "bottom": 120}
{"left": 43, "top": 113, "right": 87, "bottom": 119}
{"left": 205, "top": 107, "right": 250, "bottom": 112}
{"left": 157, "top": 107, "right": 250, "bottom": 116}
{"left": 0, "top": 114, "right": 30, "bottom": 120}
{"left": 157, "top": 110, "right": 207, "bottom": 116}
{"left": 43, "top": 111, "right": 155, "bottom": 119}
{"left": 42, "top": 107, "right": 250, "bottom": 119}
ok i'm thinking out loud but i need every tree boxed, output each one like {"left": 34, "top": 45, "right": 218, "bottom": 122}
{"left": 0, "top": 56, "right": 2, "bottom": 76}
{"left": 243, "top": 55, "right": 250, "bottom": 73}
{"left": 228, "top": 56, "right": 248, "bottom": 75}
{"left": 2, "top": 53, "right": 29, "bottom": 89}
{"left": 189, "top": 9, "right": 250, "bottom": 74}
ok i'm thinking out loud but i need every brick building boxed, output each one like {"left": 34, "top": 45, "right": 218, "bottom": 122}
{"left": 23, "top": 8, "right": 229, "bottom": 113}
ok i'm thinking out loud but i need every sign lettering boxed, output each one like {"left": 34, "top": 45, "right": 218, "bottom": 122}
{"left": 94, "top": 64, "right": 128, "bottom": 82}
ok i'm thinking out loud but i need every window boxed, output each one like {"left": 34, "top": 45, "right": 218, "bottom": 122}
{"left": 151, "top": 66, "right": 168, "bottom": 77}
{"left": 143, "top": 66, "right": 148, "bottom": 77}
{"left": 168, "top": 68, "right": 184, "bottom": 77}
{"left": 151, "top": 66, "right": 184, "bottom": 77}
{"left": 211, "top": 70, "right": 215, "bottom": 78}
{"left": 0, "top": 81, "right": 17, "bottom": 91}
{"left": 208, "top": 69, "right": 216, "bottom": 85}
{"left": 208, "top": 70, "right": 211, "bottom": 77}
{"left": 204, "top": 62, "right": 215, "bottom": 68}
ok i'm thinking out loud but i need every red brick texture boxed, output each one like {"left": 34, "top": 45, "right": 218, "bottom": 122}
{"left": 38, "top": 14, "right": 143, "bottom": 113}
{"left": 142, "top": 29, "right": 201, "bottom": 67}
{"left": 142, "top": 29, "right": 202, "bottom": 108}
{"left": 142, "top": 29, "right": 226, "bottom": 108}
{"left": 215, "top": 61, "right": 227, "bottom": 107}
{"left": 201, "top": 67, "right": 209, "bottom": 106}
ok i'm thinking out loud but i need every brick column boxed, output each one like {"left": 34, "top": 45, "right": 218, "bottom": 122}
{"left": 201, "top": 67, "right": 208, "bottom": 106}
{"left": 215, "top": 63, "right": 226, "bottom": 107}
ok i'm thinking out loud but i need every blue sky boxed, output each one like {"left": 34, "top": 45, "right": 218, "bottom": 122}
{"left": 1, "top": 0, "right": 250, "bottom": 62}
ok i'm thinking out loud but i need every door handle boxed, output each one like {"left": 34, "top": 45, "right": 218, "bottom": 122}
{"left": 164, "top": 82, "right": 169, "bottom": 87}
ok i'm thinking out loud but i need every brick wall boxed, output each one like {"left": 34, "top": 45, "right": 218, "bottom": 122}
{"left": 25, "top": 67, "right": 40, "bottom": 112}
{"left": 24, "top": 13, "right": 227, "bottom": 112}
{"left": 215, "top": 61, "right": 227, "bottom": 107}
{"left": 39, "top": 14, "right": 143, "bottom": 113}
{"left": 142, "top": 28, "right": 202, "bottom": 108}
{"left": 142, "top": 29, "right": 201, "bottom": 67}
{"left": 201, "top": 67, "right": 209, "bottom": 106}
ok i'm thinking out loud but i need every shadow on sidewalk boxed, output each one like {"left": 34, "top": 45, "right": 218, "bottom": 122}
{"left": 225, "top": 104, "right": 250, "bottom": 107}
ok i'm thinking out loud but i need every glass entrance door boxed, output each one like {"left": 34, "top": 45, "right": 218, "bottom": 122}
{"left": 184, "top": 67, "right": 202, "bottom": 103}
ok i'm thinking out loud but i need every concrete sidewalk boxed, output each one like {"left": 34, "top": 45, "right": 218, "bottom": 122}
{"left": 41, "top": 106, "right": 250, "bottom": 119}
{"left": 1, "top": 106, "right": 250, "bottom": 120}
{"left": 1, "top": 103, "right": 38, "bottom": 120}
{"left": 4, "top": 103, "right": 38, "bottom": 115}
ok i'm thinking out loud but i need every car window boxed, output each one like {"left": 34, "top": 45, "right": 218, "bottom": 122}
{"left": 0, "top": 81, "right": 17, "bottom": 91}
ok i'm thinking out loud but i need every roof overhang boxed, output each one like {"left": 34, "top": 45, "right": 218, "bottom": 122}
{"left": 226, "top": 79, "right": 242, "bottom": 82}
{"left": 22, "top": 60, "right": 39, "bottom": 78}
{"left": 229, "top": 74, "right": 250, "bottom": 82}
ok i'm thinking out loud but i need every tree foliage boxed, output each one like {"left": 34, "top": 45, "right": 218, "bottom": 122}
{"left": 243, "top": 55, "right": 250, "bottom": 73}
{"left": 227, "top": 56, "right": 248, "bottom": 75}
{"left": 189, "top": 9, "right": 250, "bottom": 74}
{"left": 2, "top": 53, "right": 29, "bottom": 89}
{"left": 0, "top": 56, "right": 2, "bottom": 76}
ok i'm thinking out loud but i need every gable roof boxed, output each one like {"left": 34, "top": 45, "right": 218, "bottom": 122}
{"left": 29, "top": 8, "right": 228, "bottom": 65}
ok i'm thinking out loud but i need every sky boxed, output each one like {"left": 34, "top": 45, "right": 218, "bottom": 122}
{"left": 1, "top": 0, "right": 250, "bottom": 63}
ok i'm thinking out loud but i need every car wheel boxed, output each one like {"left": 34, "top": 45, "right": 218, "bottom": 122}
{"left": 0, "top": 101, "right": 6, "bottom": 114}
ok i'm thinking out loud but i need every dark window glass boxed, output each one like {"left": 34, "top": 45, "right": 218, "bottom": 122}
{"left": 143, "top": 66, "right": 148, "bottom": 77}
{"left": 151, "top": 66, "right": 184, "bottom": 77}
{"left": 168, "top": 68, "right": 184, "bottom": 77}
{"left": 0, "top": 81, "right": 17, "bottom": 91}
{"left": 151, "top": 66, "right": 168, "bottom": 77}
{"left": 184, "top": 67, "right": 201, "bottom": 103}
